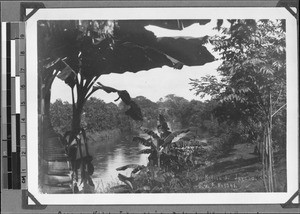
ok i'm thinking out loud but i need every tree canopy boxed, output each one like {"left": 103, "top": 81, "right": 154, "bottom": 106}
{"left": 190, "top": 19, "right": 286, "bottom": 192}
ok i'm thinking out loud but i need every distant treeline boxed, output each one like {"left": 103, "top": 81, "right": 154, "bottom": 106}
{"left": 50, "top": 94, "right": 222, "bottom": 135}
{"left": 50, "top": 93, "right": 286, "bottom": 153}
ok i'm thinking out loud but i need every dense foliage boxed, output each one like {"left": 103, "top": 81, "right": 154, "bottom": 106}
{"left": 49, "top": 19, "right": 287, "bottom": 193}
{"left": 41, "top": 19, "right": 214, "bottom": 193}
{"left": 51, "top": 94, "right": 237, "bottom": 162}
{"left": 190, "top": 19, "right": 286, "bottom": 192}
{"left": 51, "top": 95, "right": 220, "bottom": 136}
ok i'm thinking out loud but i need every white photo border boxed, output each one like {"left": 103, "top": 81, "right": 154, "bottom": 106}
{"left": 26, "top": 7, "right": 298, "bottom": 205}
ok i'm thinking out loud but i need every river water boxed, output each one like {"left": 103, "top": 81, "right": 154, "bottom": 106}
{"left": 90, "top": 132, "right": 148, "bottom": 192}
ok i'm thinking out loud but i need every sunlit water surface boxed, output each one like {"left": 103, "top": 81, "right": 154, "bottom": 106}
{"left": 89, "top": 133, "right": 148, "bottom": 192}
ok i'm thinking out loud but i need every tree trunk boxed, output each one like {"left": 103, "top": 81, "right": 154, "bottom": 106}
{"left": 262, "top": 93, "right": 276, "bottom": 192}
{"left": 72, "top": 109, "right": 83, "bottom": 135}
{"left": 268, "top": 93, "right": 275, "bottom": 192}
{"left": 40, "top": 72, "right": 72, "bottom": 193}
{"left": 70, "top": 93, "right": 95, "bottom": 192}
{"left": 157, "top": 151, "right": 161, "bottom": 168}
{"left": 262, "top": 131, "right": 268, "bottom": 191}
{"left": 266, "top": 123, "right": 275, "bottom": 192}
{"left": 71, "top": 94, "right": 85, "bottom": 135}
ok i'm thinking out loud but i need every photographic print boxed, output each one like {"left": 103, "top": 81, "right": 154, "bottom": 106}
{"left": 26, "top": 8, "right": 298, "bottom": 204}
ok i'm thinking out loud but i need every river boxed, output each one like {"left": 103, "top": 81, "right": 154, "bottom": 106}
{"left": 89, "top": 132, "right": 149, "bottom": 192}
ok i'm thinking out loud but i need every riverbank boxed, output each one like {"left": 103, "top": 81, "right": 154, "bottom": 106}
{"left": 108, "top": 139, "right": 286, "bottom": 193}
{"left": 85, "top": 128, "right": 286, "bottom": 193}
{"left": 192, "top": 143, "right": 265, "bottom": 192}
{"left": 173, "top": 142, "right": 286, "bottom": 193}
{"left": 85, "top": 129, "right": 148, "bottom": 192}
{"left": 193, "top": 142, "right": 286, "bottom": 192}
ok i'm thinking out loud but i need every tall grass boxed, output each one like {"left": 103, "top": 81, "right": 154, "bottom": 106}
{"left": 94, "top": 178, "right": 122, "bottom": 193}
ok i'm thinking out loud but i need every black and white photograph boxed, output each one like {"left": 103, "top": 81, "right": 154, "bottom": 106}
{"left": 25, "top": 7, "right": 298, "bottom": 204}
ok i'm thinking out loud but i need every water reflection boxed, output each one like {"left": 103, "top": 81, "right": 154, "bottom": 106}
{"left": 90, "top": 132, "right": 148, "bottom": 191}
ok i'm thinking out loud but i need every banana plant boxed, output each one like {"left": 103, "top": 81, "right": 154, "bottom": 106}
{"left": 62, "top": 84, "right": 143, "bottom": 193}
{"left": 112, "top": 164, "right": 174, "bottom": 193}
{"left": 38, "top": 19, "right": 215, "bottom": 193}
{"left": 114, "top": 115, "right": 212, "bottom": 193}
{"left": 134, "top": 114, "right": 190, "bottom": 169}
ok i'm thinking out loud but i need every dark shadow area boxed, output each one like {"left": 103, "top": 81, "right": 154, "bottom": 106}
{"left": 205, "top": 157, "right": 260, "bottom": 174}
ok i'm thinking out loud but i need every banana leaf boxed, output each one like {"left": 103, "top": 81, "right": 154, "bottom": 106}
{"left": 116, "top": 164, "right": 144, "bottom": 171}
{"left": 146, "top": 20, "right": 211, "bottom": 30}
{"left": 158, "top": 114, "right": 170, "bottom": 132}
{"left": 125, "top": 101, "right": 143, "bottom": 121}
{"left": 39, "top": 19, "right": 215, "bottom": 86}
{"left": 132, "top": 166, "right": 145, "bottom": 174}
{"left": 156, "top": 36, "right": 214, "bottom": 66}
{"left": 93, "top": 83, "right": 143, "bottom": 121}
{"left": 137, "top": 149, "right": 154, "bottom": 155}
{"left": 117, "top": 20, "right": 211, "bottom": 34}
{"left": 118, "top": 173, "right": 135, "bottom": 190}
{"left": 132, "top": 136, "right": 155, "bottom": 148}
{"left": 110, "top": 185, "right": 131, "bottom": 193}
{"left": 161, "top": 129, "right": 191, "bottom": 148}
{"left": 142, "top": 129, "right": 160, "bottom": 140}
